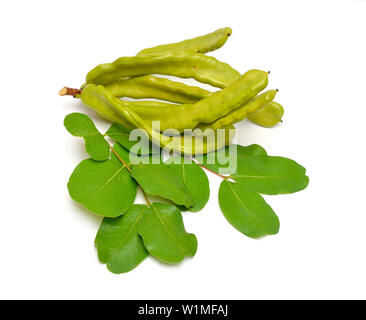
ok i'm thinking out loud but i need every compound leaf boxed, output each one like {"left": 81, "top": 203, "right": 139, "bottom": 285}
{"left": 95, "top": 204, "right": 148, "bottom": 274}
{"left": 64, "top": 113, "right": 110, "bottom": 161}
{"left": 137, "top": 203, "right": 197, "bottom": 263}
{"left": 67, "top": 143, "right": 136, "bottom": 217}
{"left": 232, "top": 156, "right": 309, "bottom": 195}
{"left": 219, "top": 180, "right": 280, "bottom": 238}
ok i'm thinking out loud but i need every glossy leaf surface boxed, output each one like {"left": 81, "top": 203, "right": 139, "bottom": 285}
{"left": 130, "top": 161, "right": 194, "bottom": 208}
{"left": 232, "top": 156, "right": 309, "bottom": 195}
{"left": 219, "top": 180, "right": 280, "bottom": 238}
{"left": 137, "top": 203, "right": 197, "bottom": 263}
{"left": 169, "top": 156, "right": 209, "bottom": 212}
{"left": 64, "top": 113, "right": 110, "bottom": 161}
{"left": 95, "top": 204, "right": 148, "bottom": 274}
{"left": 68, "top": 143, "right": 136, "bottom": 217}
{"left": 198, "top": 144, "right": 267, "bottom": 175}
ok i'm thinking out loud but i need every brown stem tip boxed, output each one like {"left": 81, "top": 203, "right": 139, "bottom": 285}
{"left": 59, "top": 87, "right": 82, "bottom": 97}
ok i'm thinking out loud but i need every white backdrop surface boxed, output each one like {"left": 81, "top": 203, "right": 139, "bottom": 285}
{"left": 0, "top": 0, "right": 365, "bottom": 299}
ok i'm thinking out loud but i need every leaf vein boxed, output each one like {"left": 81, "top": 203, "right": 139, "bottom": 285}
{"left": 151, "top": 204, "right": 188, "bottom": 255}
{"left": 234, "top": 175, "right": 285, "bottom": 179}
{"left": 226, "top": 181, "right": 265, "bottom": 228}
{"left": 108, "top": 206, "right": 146, "bottom": 262}
{"left": 88, "top": 165, "right": 127, "bottom": 202}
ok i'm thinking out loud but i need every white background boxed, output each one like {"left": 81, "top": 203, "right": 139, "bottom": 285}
{"left": 0, "top": 0, "right": 365, "bottom": 300}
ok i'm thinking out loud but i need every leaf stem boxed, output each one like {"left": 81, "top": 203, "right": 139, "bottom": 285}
{"left": 188, "top": 157, "right": 228, "bottom": 180}
{"left": 141, "top": 187, "right": 151, "bottom": 207}
{"left": 196, "top": 163, "right": 228, "bottom": 179}
{"left": 109, "top": 145, "right": 131, "bottom": 172}
{"left": 108, "top": 142, "right": 151, "bottom": 207}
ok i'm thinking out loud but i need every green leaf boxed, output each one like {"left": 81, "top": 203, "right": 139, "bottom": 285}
{"left": 130, "top": 160, "right": 194, "bottom": 208}
{"left": 219, "top": 180, "right": 280, "bottom": 238}
{"left": 168, "top": 156, "right": 210, "bottom": 212}
{"left": 95, "top": 204, "right": 148, "bottom": 274}
{"left": 232, "top": 156, "right": 309, "bottom": 195}
{"left": 137, "top": 203, "right": 197, "bottom": 263}
{"left": 106, "top": 123, "right": 160, "bottom": 155}
{"left": 67, "top": 143, "right": 136, "bottom": 217}
{"left": 64, "top": 113, "right": 110, "bottom": 161}
{"left": 198, "top": 144, "right": 267, "bottom": 175}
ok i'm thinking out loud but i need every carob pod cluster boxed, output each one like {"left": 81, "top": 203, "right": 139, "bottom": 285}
{"left": 60, "top": 27, "right": 285, "bottom": 154}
